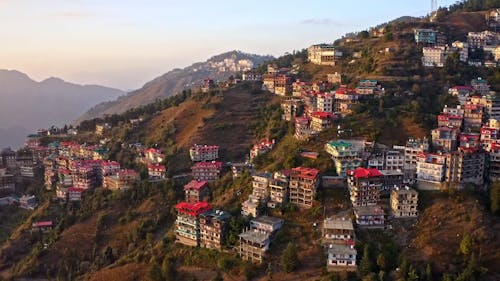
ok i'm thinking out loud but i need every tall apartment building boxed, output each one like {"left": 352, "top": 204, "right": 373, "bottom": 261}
{"left": 191, "top": 161, "right": 223, "bottom": 181}
{"left": 325, "top": 140, "right": 362, "bottom": 177}
{"left": 416, "top": 153, "right": 447, "bottom": 190}
{"left": 391, "top": 186, "right": 418, "bottom": 218}
{"left": 307, "top": 44, "right": 343, "bottom": 66}
{"left": 184, "top": 180, "right": 210, "bottom": 203}
{"left": 431, "top": 127, "right": 459, "bottom": 152}
{"left": 268, "top": 170, "right": 290, "bottom": 208}
{"left": 346, "top": 167, "right": 382, "bottom": 207}
{"left": 175, "top": 202, "right": 212, "bottom": 247}
{"left": 199, "top": 210, "right": 231, "bottom": 250}
{"left": 189, "top": 144, "right": 219, "bottom": 162}
{"left": 289, "top": 167, "right": 320, "bottom": 208}
{"left": 317, "top": 92, "right": 334, "bottom": 113}
{"left": 445, "top": 148, "right": 485, "bottom": 187}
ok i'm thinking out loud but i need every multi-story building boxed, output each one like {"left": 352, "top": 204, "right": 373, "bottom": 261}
{"left": 294, "top": 116, "right": 313, "bottom": 140}
{"left": 262, "top": 74, "right": 276, "bottom": 93}
{"left": 486, "top": 9, "right": 500, "bottom": 31}
{"left": 281, "top": 98, "right": 303, "bottom": 121}
{"left": 148, "top": 164, "right": 166, "bottom": 181}
{"left": 0, "top": 168, "right": 14, "bottom": 191}
{"left": 191, "top": 161, "right": 223, "bottom": 182}
{"left": 438, "top": 113, "right": 463, "bottom": 129}
{"left": 189, "top": 144, "right": 219, "bottom": 162}
{"left": 325, "top": 140, "right": 362, "bottom": 177}
{"left": 289, "top": 167, "right": 320, "bottom": 208}
{"left": 471, "top": 77, "right": 491, "bottom": 95}
{"left": 68, "top": 187, "right": 84, "bottom": 202}
{"left": 414, "top": 29, "right": 437, "bottom": 44}
{"left": 292, "top": 80, "right": 313, "bottom": 97}
{"left": 327, "top": 244, "right": 357, "bottom": 272}
{"left": 422, "top": 46, "right": 449, "bottom": 67}
{"left": 250, "top": 139, "right": 275, "bottom": 162}
{"left": 449, "top": 87, "right": 473, "bottom": 105}
{"left": 416, "top": 153, "right": 447, "bottom": 190}
{"left": 322, "top": 217, "right": 355, "bottom": 245}
{"left": 103, "top": 169, "right": 138, "bottom": 190}
{"left": 184, "top": 180, "right": 210, "bottom": 203}
{"left": 175, "top": 202, "right": 212, "bottom": 247}
{"left": 250, "top": 216, "right": 284, "bottom": 235}
{"left": 489, "top": 142, "right": 500, "bottom": 181}
{"left": 242, "top": 72, "right": 262, "bottom": 81}
{"left": 380, "top": 169, "right": 404, "bottom": 195}
{"left": 199, "top": 209, "right": 231, "bottom": 250}
{"left": 241, "top": 194, "right": 261, "bottom": 217}
{"left": 274, "top": 74, "right": 293, "bottom": 96}
{"left": 347, "top": 167, "right": 382, "bottom": 207}
{"left": 310, "top": 112, "right": 334, "bottom": 133}
{"left": 252, "top": 172, "right": 273, "bottom": 200}
{"left": 58, "top": 168, "right": 73, "bottom": 187}
{"left": 144, "top": 148, "right": 165, "bottom": 164}
{"left": 480, "top": 127, "right": 499, "bottom": 151}
{"left": 327, "top": 72, "right": 342, "bottom": 84}
{"left": 307, "top": 44, "right": 343, "bottom": 66}
{"left": 354, "top": 205, "right": 385, "bottom": 228}
{"left": 451, "top": 41, "right": 469, "bottom": 62}
{"left": 458, "top": 132, "right": 481, "bottom": 149}
{"left": 445, "top": 148, "right": 485, "bottom": 187}
{"left": 268, "top": 170, "right": 290, "bottom": 208}
{"left": 72, "top": 165, "right": 96, "bottom": 190}
{"left": 391, "top": 186, "right": 418, "bottom": 218}
{"left": 201, "top": 78, "right": 216, "bottom": 93}
{"left": 334, "top": 87, "right": 362, "bottom": 115}
{"left": 463, "top": 103, "right": 485, "bottom": 130}
{"left": 384, "top": 150, "right": 405, "bottom": 171}
{"left": 317, "top": 92, "right": 334, "bottom": 113}
{"left": 467, "top": 31, "right": 497, "bottom": 49}
{"left": 238, "top": 229, "right": 270, "bottom": 264}
{"left": 431, "top": 127, "right": 459, "bottom": 152}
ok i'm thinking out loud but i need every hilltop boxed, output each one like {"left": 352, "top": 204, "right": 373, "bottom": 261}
{"left": 76, "top": 51, "right": 274, "bottom": 123}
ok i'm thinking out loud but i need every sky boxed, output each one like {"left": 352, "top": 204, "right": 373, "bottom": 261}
{"left": 0, "top": 0, "right": 459, "bottom": 90}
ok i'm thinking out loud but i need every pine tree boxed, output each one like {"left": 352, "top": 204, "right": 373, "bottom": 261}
{"left": 425, "top": 263, "right": 432, "bottom": 281}
{"left": 460, "top": 234, "right": 473, "bottom": 257}
{"left": 376, "top": 253, "right": 387, "bottom": 271}
{"left": 280, "top": 242, "right": 298, "bottom": 273}
{"left": 161, "top": 256, "right": 176, "bottom": 281}
{"left": 266, "top": 262, "right": 273, "bottom": 280}
{"left": 148, "top": 259, "right": 164, "bottom": 281}
{"left": 359, "top": 244, "right": 373, "bottom": 277}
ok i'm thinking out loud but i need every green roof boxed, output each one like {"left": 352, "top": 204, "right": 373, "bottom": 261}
{"left": 327, "top": 140, "right": 352, "bottom": 148}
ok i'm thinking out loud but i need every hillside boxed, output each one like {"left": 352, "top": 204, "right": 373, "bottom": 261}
{"left": 3, "top": 3, "right": 500, "bottom": 281}
{"left": 76, "top": 51, "right": 274, "bottom": 123}
{"left": 0, "top": 70, "right": 125, "bottom": 148}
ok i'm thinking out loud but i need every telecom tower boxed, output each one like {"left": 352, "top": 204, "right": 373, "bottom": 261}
{"left": 430, "top": 0, "right": 438, "bottom": 22}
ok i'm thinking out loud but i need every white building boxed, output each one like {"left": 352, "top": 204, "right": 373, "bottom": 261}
{"left": 308, "top": 44, "right": 343, "bottom": 66}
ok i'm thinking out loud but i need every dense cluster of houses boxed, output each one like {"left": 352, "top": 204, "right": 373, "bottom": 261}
{"left": 419, "top": 10, "right": 500, "bottom": 67}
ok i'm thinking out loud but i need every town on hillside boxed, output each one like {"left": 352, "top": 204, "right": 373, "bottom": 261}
{"left": 1, "top": 3, "right": 500, "bottom": 281}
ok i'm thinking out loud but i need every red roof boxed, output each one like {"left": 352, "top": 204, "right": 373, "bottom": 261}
{"left": 347, "top": 167, "right": 383, "bottom": 178}
{"left": 33, "top": 221, "right": 53, "bottom": 227}
{"left": 148, "top": 164, "right": 166, "bottom": 171}
{"left": 175, "top": 201, "right": 212, "bottom": 216}
{"left": 192, "top": 161, "right": 223, "bottom": 169}
{"left": 68, "top": 187, "right": 84, "bottom": 193}
{"left": 438, "top": 114, "right": 462, "bottom": 120}
{"left": 291, "top": 167, "right": 320, "bottom": 180}
{"left": 184, "top": 180, "right": 209, "bottom": 191}
{"left": 311, "top": 111, "right": 334, "bottom": 119}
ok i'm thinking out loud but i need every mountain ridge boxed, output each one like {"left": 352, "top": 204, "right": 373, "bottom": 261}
{"left": 75, "top": 50, "right": 274, "bottom": 123}
{"left": 0, "top": 69, "right": 125, "bottom": 148}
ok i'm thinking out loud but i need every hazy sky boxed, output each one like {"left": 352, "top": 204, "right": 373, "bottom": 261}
{"left": 0, "top": 0, "right": 458, "bottom": 90}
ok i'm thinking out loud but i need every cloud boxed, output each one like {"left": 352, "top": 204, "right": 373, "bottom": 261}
{"left": 300, "top": 18, "right": 343, "bottom": 26}
{"left": 47, "top": 11, "right": 95, "bottom": 20}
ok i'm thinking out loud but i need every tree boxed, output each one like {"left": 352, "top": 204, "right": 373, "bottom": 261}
{"left": 376, "top": 253, "right": 387, "bottom": 271}
{"left": 378, "top": 270, "right": 386, "bottom": 281}
{"left": 280, "top": 242, "right": 298, "bottom": 273}
{"left": 162, "top": 256, "right": 176, "bottom": 281}
{"left": 359, "top": 30, "right": 370, "bottom": 39}
{"left": 359, "top": 244, "right": 373, "bottom": 277}
{"left": 425, "top": 263, "right": 432, "bottom": 281}
{"left": 148, "top": 259, "right": 164, "bottom": 281}
{"left": 212, "top": 271, "right": 223, "bottom": 281}
{"left": 490, "top": 180, "right": 500, "bottom": 214}
{"left": 266, "top": 262, "right": 273, "bottom": 280}
{"left": 460, "top": 234, "right": 473, "bottom": 257}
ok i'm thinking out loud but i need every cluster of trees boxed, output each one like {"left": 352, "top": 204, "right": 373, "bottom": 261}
{"left": 448, "top": 0, "right": 500, "bottom": 13}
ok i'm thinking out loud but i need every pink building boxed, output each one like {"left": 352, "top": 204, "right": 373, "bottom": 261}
{"left": 68, "top": 187, "right": 84, "bottom": 202}
{"left": 184, "top": 180, "right": 210, "bottom": 203}
{"left": 148, "top": 164, "right": 166, "bottom": 180}
{"left": 250, "top": 139, "right": 275, "bottom": 162}
{"left": 191, "top": 161, "right": 223, "bottom": 182}
{"left": 189, "top": 144, "right": 219, "bottom": 162}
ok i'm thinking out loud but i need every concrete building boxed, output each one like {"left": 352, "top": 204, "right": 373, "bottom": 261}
{"left": 354, "top": 205, "right": 385, "bottom": 228}
{"left": 416, "top": 153, "right": 447, "bottom": 190}
{"left": 391, "top": 186, "right": 418, "bottom": 218}
{"left": 269, "top": 170, "right": 290, "bottom": 208}
{"left": 327, "top": 244, "right": 357, "bottom": 272}
{"left": 184, "top": 180, "right": 210, "bottom": 203}
{"left": 103, "top": 169, "right": 138, "bottom": 190}
{"left": 325, "top": 140, "right": 362, "bottom": 177}
{"left": 431, "top": 127, "right": 459, "bottom": 152}
{"left": 189, "top": 144, "right": 219, "bottom": 162}
{"left": 191, "top": 161, "right": 223, "bottom": 182}
{"left": 347, "top": 167, "right": 382, "bottom": 207}
{"left": 175, "top": 202, "right": 212, "bottom": 247}
{"left": 414, "top": 29, "right": 437, "bottom": 44}
{"left": 310, "top": 111, "right": 335, "bottom": 133}
{"left": 308, "top": 44, "right": 343, "bottom": 66}
{"left": 238, "top": 229, "right": 270, "bottom": 264}
{"left": 445, "top": 148, "right": 485, "bottom": 187}
{"left": 289, "top": 167, "right": 320, "bottom": 208}
{"left": 199, "top": 209, "right": 231, "bottom": 250}
{"left": 422, "top": 46, "right": 449, "bottom": 67}
{"left": 322, "top": 217, "right": 355, "bottom": 245}
{"left": 317, "top": 92, "right": 334, "bottom": 113}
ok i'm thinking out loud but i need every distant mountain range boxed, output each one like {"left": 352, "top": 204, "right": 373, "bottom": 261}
{"left": 0, "top": 70, "right": 125, "bottom": 148}
{"left": 75, "top": 50, "right": 274, "bottom": 123}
